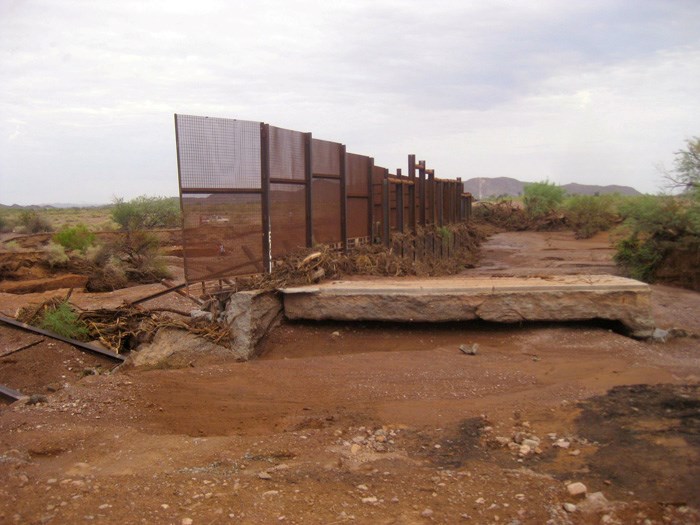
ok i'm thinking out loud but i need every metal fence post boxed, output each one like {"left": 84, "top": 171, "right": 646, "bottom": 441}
{"left": 396, "top": 168, "right": 404, "bottom": 233}
{"left": 304, "top": 132, "right": 313, "bottom": 247}
{"left": 340, "top": 144, "right": 348, "bottom": 252}
{"left": 382, "top": 168, "right": 390, "bottom": 247}
{"left": 427, "top": 168, "right": 435, "bottom": 225}
{"left": 437, "top": 180, "right": 444, "bottom": 227}
{"left": 418, "top": 160, "right": 426, "bottom": 226}
{"left": 456, "top": 178, "right": 462, "bottom": 221}
{"left": 260, "top": 123, "right": 272, "bottom": 273}
{"left": 367, "top": 157, "right": 374, "bottom": 241}
{"left": 408, "top": 154, "right": 416, "bottom": 233}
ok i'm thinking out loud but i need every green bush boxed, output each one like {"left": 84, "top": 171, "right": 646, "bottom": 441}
{"left": 18, "top": 211, "right": 53, "bottom": 233}
{"left": 523, "top": 181, "right": 566, "bottom": 219}
{"left": 564, "top": 194, "right": 618, "bottom": 239}
{"left": 39, "top": 301, "right": 89, "bottom": 340}
{"left": 52, "top": 224, "right": 96, "bottom": 253}
{"left": 111, "top": 196, "right": 181, "bottom": 231}
{"left": 613, "top": 194, "right": 700, "bottom": 282}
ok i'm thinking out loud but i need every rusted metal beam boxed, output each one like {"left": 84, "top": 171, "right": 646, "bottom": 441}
{"left": 0, "top": 315, "right": 125, "bottom": 362}
{"left": 161, "top": 279, "right": 203, "bottom": 306}
{"left": 129, "top": 281, "right": 188, "bottom": 306}
{"left": 0, "top": 384, "right": 23, "bottom": 401}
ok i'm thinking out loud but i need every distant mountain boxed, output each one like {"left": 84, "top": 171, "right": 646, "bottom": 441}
{"left": 560, "top": 183, "right": 641, "bottom": 196}
{"left": 463, "top": 177, "right": 642, "bottom": 199}
{"left": 0, "top": 202, "right": 111, "bottom": 209}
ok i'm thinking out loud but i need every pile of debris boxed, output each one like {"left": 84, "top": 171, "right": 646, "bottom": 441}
{"left": 240, "top": 223, "right": 484, "bottom": 292}
{"left": 16, "top": 296, "right": 230, "bottom": 354}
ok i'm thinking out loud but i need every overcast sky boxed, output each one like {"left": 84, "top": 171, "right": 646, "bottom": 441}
{"left": 1, "top": 0, "right": 699, "bottom": 205}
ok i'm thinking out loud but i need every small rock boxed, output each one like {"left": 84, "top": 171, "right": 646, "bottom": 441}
{"left": 421, "top": 508, "right": 434, "bottom": 517}
{"left": 495, "top": 436, "right": 511, "bottom": 447}
{"left": 563, "top": 502, "right": 577, "bottom": 513}
{"left": 258, "top": 471, "right": 272, "bottom": 480}
{"left": 522, "top": 438, "right": 540, "bottom": 448}
{"left": 190, "top": 309, "right": 213, "bottom": 322}
{"left": 356, "top": 484, "right": 368, "bottom": 491}
{"left": 476, "top": 497, "right": 485, "bottom": 504}
{"left": 578, "top": 491, "right": 609, "bottom": 513}
{"left": 331, "top": 331, "right": 341, "bottom": 338}
{"left": 27, "top": 394, "right": 47, "bottom": 405}
{"left": 518, "top": 444, "right": 531, "bottom": 456}
{"left": 262, "top": 490, "right": 279, "bottom": 497}
{"left": 459, "top": 343, "right": 478, "bottom": 355}
{"left": 350, "top": 444, "right": 361, "bottom": 455}
{"left": 361, "top": 496, "right": 378, "bottom": 504}
{"left": 554, "top": 439, "right": 570, "bottom": 449}
{"left": 651, "top": 327, "right": 669, "bottom": 342}
{"left": 182, "top": 519, "right": 193, "bottom": 525}
{"left": 566, "top": 482, "right": 587, "bottom": 497}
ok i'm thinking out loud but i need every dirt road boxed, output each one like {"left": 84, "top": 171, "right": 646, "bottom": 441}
{"left": 1, "top": 231, "right": 699, "bottom": 524}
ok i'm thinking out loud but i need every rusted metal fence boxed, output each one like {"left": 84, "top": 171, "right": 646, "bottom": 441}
{"left": 175, "top": 114, "right": 473, "bottom": 283}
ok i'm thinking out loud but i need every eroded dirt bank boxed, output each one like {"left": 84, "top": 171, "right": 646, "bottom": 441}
{"left": 1, "top": 231, "right": 699, "bottom": 524}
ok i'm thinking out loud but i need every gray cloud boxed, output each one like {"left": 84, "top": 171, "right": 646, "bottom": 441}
{"left": 1, "top": 0, "right": 699, "bottom": 204}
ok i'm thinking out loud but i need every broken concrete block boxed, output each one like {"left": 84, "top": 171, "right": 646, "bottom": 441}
{"left": 281, "top": 276, "right": 655, "bottom": 338}
{"left": 222, "top": 290, "right": 283, "bottom": 360}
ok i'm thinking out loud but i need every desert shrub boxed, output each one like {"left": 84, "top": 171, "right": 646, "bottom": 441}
{"left": 18, "top": 210, "right": 53, "bottom": 233}
{"left": 564, "top": 194, "right": 618, "bottom": 238}
{"left": 39, "top": 301, "right": 89, "bottom": 340}
{"left": 614, "top": 194, "right": 700, "bottom": 282}
{"left": 523, "top": 181, "right": 566, "bottom": 219}
{"left": 111, "top": 195, "right": 181, "bottom": 231}
{"left": 85, "top": 255, "right": 129, "bottom": 292}
{"left": 43, "top": 242, "right": 69, "bottom": 268}
{"left": 108, "top": 230, "right": 171, "bottom": 281}
{"left": 52, "top": 224, "right": 96, "bottom": 253}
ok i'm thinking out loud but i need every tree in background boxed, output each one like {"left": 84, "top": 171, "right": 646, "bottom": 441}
{"left": 615, "top": 137, "right": 700, "bottom": 285}
{"left": 662, "top": 137, "right": 700, "bottom": 193}
{"left": 523, "top": 181, "right": 566, "bottom": 219}
{"left": 111, "top": 195, "right": 181, "bottom": 231}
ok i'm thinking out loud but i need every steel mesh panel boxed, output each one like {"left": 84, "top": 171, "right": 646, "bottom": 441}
{"left": 176, "top": 115, "right": 261, "bottom": 190}
{"left": 181, "top": 193, "right": 262, "bottom": 281}
{"left": 312, "top": 178, "right": 341, "bottom": 243}
{"left": 347, "top": 199, "right": 368, "bottom": 239}
{"left": 312, "top": 139, "right": 341, "bottom": 175}
{"left": 269, "top": 126, "right": 306, "bottom": 181}
{"left": 346, "top": 153, "right": 370, "bottom": 196}
{"left": 270, "top": 183, "right": 307, "bottom": 258}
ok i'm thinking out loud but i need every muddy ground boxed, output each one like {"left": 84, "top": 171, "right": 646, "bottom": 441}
{"left": 0, "top": 230, "right": 699, "bottom": 524}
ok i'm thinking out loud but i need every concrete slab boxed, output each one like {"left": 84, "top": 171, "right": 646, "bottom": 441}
{"left": 281, "top": 275, "right": 655, "bottom": 338}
